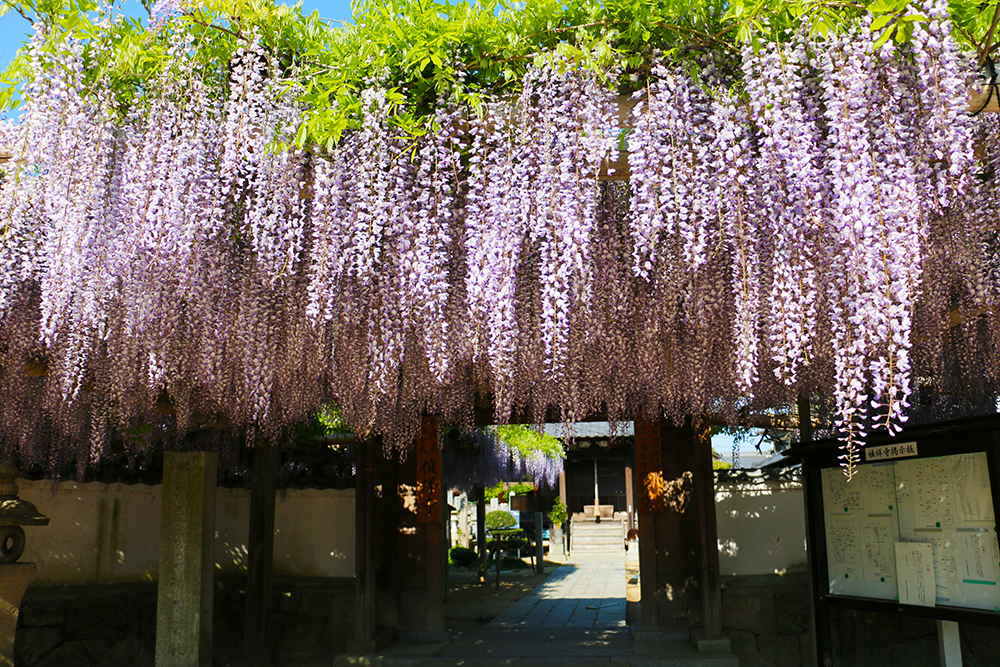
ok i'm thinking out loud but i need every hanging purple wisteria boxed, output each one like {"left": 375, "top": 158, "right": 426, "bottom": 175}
{"left": 442, "top": 429, "right": 563, "bottom": 494}
{"left": 0, "top": 0, "right": 997, "bottom": 479}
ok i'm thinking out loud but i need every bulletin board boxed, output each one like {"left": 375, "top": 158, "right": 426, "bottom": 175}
{"left": 821, "top": 448, "right": 1000, "bottom": 612}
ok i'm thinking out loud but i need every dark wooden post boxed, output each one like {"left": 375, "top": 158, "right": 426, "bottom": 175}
{"left": 558, "top": 471, "right": 568, "bottom": 554}
{"left": 799, "top": 394, "right": 829, "bottom": 667}
{"left": 690, "top": 422, "right": 724, "bottom": 650}
{"left": 394, "top": 416, "right": 447, "bottom": 636}
{"left": 351, "top": 440, "right": 377, "bottom": 649}
{"left": 624, "top": 464, "right": 634, "bottom": 532}
{"left": 534, "top": 511, "right": 544, "bottom": 574}
{"left": 417, "top": 416, "right": 446, "bottom": 633}
{"left": 244, "top": 438, "right": 279, "bottom": 667}
{"left": 476, "top": 486, "right": 488, "bottom": 584}
{"left": 635, "top": 416, "right": 663, "bottom": 631}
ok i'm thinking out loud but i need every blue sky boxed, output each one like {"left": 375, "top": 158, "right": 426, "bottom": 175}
{"left": 0, "top": 1, "right": 354, "bottom": 117}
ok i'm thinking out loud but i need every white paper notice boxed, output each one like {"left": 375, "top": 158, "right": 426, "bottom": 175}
{"left": 861, "top": 515, "right": 896, "bottom": 582}
{"left": 896, "top": 542, "right": 936, "bottom": 607}
{"left": 915, "top": 459, "right": 955, "bottom": 528}
{"left": 863, "top": 465, "right": 893, "bottom": 513}
{"left": 824, "top": 467, "right": 865, "bottom": 513}
{"left": 954, "top": 453, "right": 994, "bottom": 523}
{"left": 958, "top": 531, "right": 998, "bottom": 584}
{"left": 918, "top": 533, "right": 961, "bottom": 603}
{"left": 828, "top": 514, "right": 861, "bottom": 565}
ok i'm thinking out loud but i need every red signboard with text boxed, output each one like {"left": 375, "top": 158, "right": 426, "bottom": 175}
{"left": 415, "top": 416, "right": 441, "bottom": 523}
{"left": 635, "top": 418, "right": 665, "bottom": 513}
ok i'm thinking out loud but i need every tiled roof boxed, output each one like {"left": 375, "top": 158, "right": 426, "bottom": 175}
{"left": 543, "top": 421, "right": 635, "bottom": 439}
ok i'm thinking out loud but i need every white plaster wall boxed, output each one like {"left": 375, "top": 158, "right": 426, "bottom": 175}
{"left": 18, "top": 479, "right": 355, "bottom": 586}
{"left": 715, "top": 477, "right": 808, "bottom": 576}
{"left": 274, "top": 489, "right": 354, "bottom": 576}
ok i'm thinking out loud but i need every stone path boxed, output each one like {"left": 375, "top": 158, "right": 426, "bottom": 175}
{"left": 330, "top": 554, "right": 739, "bottom": 666}
{"left": 489, "top": 556, "right": 627, "bottom": 629}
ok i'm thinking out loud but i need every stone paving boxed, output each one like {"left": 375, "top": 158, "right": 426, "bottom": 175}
{"left": 489, "top": 555, "right": 627, "bottom": 629}
{"left": 331, "top": 554, "right": 739, "bottom": 667}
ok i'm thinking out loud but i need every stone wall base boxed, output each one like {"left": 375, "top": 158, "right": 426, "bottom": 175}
{"left": 721, "top": 574, "right": 811, "bottom": 667}
{"left": 721, "top": 573, "right": 1000, "bottom": 667}
{"left": 14, "top": 577, "right": 353, "bottom": 667}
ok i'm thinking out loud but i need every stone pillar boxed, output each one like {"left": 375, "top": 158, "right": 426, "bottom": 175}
{"left": 156, "top": 451, "right": 217, "bottom": 667}
{"left": 458, "top": 496, "right": 470, "bottom": 548}
{"left": 625, "top": 465, "right": 634, "bottom": 532}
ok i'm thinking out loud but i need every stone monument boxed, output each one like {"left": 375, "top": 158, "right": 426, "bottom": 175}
{"left": 0, "top": 461, "right": 48, "bottom": 665}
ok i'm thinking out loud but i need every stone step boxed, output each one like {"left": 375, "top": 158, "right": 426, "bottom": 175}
{"left": 571, "top": 525, "right": 624, "bottom": 535}
{"left": 568, "top": 545, "right": 625, "bottom": 552}
{"left": 570, "top": 533, "right": 625, "bottom": 544}
{"left": 572, "top": 533, "right": 624, "bottom": 542}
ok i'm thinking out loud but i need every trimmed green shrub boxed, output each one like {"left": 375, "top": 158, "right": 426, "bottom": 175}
{"left": 487, "top": 535, "right": 528, "bottom": 551}
{"left": 548, "top": 498, "right": 568, "bottom": 528}
{"left": 449, "top": 546, "right": 478, "bottom": 568}
{"left": 485, "top": 510, "right": 517, "bottom": 531}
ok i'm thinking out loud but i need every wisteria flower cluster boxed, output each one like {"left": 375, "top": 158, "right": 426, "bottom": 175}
{"left": 443, "top": 428, "right": 563, "bottom": 493}
{"left": 0, "top": 0, "right": 995, "bottom": 479}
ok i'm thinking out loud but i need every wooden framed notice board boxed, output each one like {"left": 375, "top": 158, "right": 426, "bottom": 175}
{"left": 789, "top": 414, "right": 1000, "bottom": 663}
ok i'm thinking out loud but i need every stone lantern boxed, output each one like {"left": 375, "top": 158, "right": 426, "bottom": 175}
{"left": 0, "top": 460, "right": 49, "bottom": 662}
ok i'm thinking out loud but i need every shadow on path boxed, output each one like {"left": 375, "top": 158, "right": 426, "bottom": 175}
{"left": 329, "top": 555, "right": 738, "bottom": 666}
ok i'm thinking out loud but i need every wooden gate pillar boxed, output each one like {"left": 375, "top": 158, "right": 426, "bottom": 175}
{"left": 635, "top": 415, "right": 726, "bottom": 652}
{"left": 244, "top": 437, "right": 279, "bottom": 667}
{"left": 635, "top": 417, "right": 694, "bottom": 630}
{"left": 396, "top": 415, "right": 447, "bottom": 637}
{"left": 348, "top": 438, "right": 398, "bottom": 654}
{"left": 689, "top": 422, "right": 728, "bottom": 652}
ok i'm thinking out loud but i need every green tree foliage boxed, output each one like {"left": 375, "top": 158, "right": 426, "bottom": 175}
{"left": 494, "top": 425, "right": 564, "bottom": 462}
{"left": 4, "top": 0, "right": 998, "bottom": 145}
{"left": 484, "top": 481, "right": 535, "bottom": 500}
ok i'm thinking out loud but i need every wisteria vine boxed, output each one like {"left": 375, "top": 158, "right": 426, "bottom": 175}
{"left": 0, "top": 0, "right": 997, "bottom": 480}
